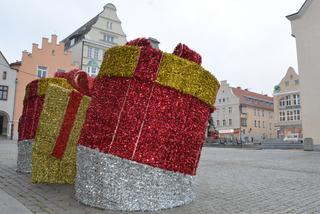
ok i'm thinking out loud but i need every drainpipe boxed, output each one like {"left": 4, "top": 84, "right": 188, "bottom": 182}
{"left": 11, "top": 78, "right": 18, "bottom": 140}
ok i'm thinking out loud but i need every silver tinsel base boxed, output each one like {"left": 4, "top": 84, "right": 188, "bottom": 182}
{"left": 75, "top": 145, "right": 195, "bottom": 211}
{"left": 17, "top": 140, "right": 33, "bottom": 173}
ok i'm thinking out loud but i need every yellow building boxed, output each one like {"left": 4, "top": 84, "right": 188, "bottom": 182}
{"left": 273, "top": 67, "right": 301, "bottom": 139}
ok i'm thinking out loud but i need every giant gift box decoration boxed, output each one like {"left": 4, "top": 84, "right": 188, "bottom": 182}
{"left": 17, "top": 78, "right": 73, "bottom": 173}
{"left": 31, "top": 70, "right": 92, "bottom": 184}
{"left": 76, "top": 38, "right": 220, "bottom": 211}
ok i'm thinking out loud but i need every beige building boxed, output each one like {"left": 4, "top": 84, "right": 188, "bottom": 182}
{"left": 0, "top": 51, "right": 17, "bottom": 138}
{"left": 212, "top": 80, "right": 276, "bottom": 142}
{"left": 11, "top": 35, "right": 75, "bottom": 140}
{"left": 287, "top": 0, "right": 320, "bottom": 146}
{"left": 62, "top": 3, "right": 127, "bottom": 76}
{"left": 273, "top": 67, "right": 301, "bottom": 139}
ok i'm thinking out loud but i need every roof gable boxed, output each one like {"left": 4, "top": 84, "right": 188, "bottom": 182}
{"left": 0, "top": 51, "right": 10, "bottom": 66}
{"left": 287, "top": 0, "right": 313, "bottom": 21}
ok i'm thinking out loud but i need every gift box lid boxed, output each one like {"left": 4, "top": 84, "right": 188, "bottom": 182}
{"left": 24, "top": 78, "right": 74, "bottom": 101}
{"left": 98, "top": 39, "right": 219, "bottom": 107}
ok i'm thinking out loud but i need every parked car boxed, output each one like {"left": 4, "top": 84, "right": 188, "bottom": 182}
{"left": 283, "top": 133, "right": 303, "bottom": 143}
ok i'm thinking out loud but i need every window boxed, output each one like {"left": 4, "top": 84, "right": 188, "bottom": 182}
{"left": 285, "top": 95, "right": 291, "bottom": 106}
{"left": 104, "top": 34, "right": 114, "bottom": 43}
{"left": 88, "top": 47, "right": 93, "bottom": 58}
{"left": 87, "top": 66, "right": 98, "bottom": 77}
{"left": 94, "top": 48, "right": 99, "bottom": 59}
{"left": 70, "top": 38, "right": 75, "bottom": 46}
{"left": 216, "top": 120, "right": 220, "bottom": 127}
{"left": 262, "top": 110, "right": 264, "bottom": 117}
{"left": 228, "top": 107, "right": 232, "bottom": 114}
{"left": 293, "top": 94, "right": 300, "bottom": 105}
{"left": 285, "top": 81, "right": 289, "bottom": 86}
{"left": 258, "top": 121, "right": 260, "bottom": 128}
{"left": 257, "top": 109, "right": 260, "bottom": 116}
{"left": 56, "top": 69, "right": 65, "bottom": 73}
{"left": 293, "top": 110, "right": 301, "bottom": 120}
{"left": 254, "top": 120, "right": 257, "bottom": 127}
{"left": 279, "top": 97, "right": 285, "bottom": 107}
{"left": 37, "top": 66, "right": 47, "bottom": 78}
{"left": 229, "top": 119, "right": 232, "bottom": 126}
{"left": 241, "top": 118, "right": 247, "bottom": 127}
{"left": 222, "top": 98, "right": 225, "bottom": 102}
{"left": 2, "top": 71, "right": 7, "bottom": 80}
{"left": 262, "top": 121, "right": 265, "bottom": 128}
{"left": 254, "top": 109, "right": 257, "bottom": 116}
{"left": 295, "top": 79, "right": 299, "bottom": 85}
{"left": 223, "top": 120, "right": 226, "bottom": 126}
{"left": 0, "top": 85, "right": 8, "bottom": 100}
{"left": 218, "top": 99, "right": 221, "bottom": 103}
{"left": 280, "top": 111, "right": 285, "bottom": 121}
{"left": 107, "top": 21, "right": 113, "bottom": 30}
{"left": 287, "top": 111, "right": 293, "bottom": 121}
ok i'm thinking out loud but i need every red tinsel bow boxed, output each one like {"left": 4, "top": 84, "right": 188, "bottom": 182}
{"left": 173, "top": 43, "right": 202, "bottom": 65}
{"left": 55, "top": 69, "right": 94, "bottom": 96}
{"left": 126, "top": 38, "right": 152, "bottom": 48}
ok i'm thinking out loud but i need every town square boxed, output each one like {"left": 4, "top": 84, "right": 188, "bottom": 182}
{"left": 0, "top": 0, "right": 319, "bottom": 213}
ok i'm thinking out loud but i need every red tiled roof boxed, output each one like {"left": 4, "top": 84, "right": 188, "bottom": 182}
{"left": 231, "top": 87, "right": 273, "bottom": 110}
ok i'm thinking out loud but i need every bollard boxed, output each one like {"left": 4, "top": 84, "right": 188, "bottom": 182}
{"left": 304, "top": 138, "right": 314, "bottom": 151}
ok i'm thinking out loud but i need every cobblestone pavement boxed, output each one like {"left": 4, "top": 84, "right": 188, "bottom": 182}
{"left": 0, "top": 139, "right": 320, "bottom": 214}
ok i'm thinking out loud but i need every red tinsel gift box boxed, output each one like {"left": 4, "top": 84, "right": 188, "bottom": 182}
{"left": 18, "top": 78, "right": 73, "bottom": 141}
{"left": 78, "top": 38, "right": 220, "bottom": 176}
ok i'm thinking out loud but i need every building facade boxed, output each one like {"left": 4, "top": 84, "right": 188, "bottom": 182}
{"left": 287, "top": 0, "right": 320, "bottom": 146}
{"left": 273, "top": 67, "right": 301, "bottom": 139}
{"left": 62, "top": 3, "right": 127, "bottom": 76}
{"left": 0, "top": 51, "right": 17, "bottom": 138}
{"left": 212, "top": 80, "right": 276, "bottom": 142}
{"left": 11, "top": 35, "right": 75, "bottom": 140}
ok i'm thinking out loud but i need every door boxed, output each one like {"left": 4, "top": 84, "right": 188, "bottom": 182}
{"left": 0, "top": 116, "right": 3, "bottom": 135}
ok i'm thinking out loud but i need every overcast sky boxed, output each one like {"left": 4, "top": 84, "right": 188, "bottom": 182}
{"left": 1, "top": 0, "right": 305, "bottom": 95}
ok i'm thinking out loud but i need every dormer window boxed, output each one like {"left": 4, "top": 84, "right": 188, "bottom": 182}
{"left": 2, "top": 71, "right": 7, "bottom": 80}
{"left": 70, "top": 38, "right": 75, "bottom": 46}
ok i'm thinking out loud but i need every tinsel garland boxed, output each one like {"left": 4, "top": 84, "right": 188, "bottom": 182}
{"left": 32, "top": 84, "right": 90, "bottom": 184}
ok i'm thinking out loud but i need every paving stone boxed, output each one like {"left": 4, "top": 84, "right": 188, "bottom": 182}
{"left": 1, "top": 140, "right": 320, "bottom": 213}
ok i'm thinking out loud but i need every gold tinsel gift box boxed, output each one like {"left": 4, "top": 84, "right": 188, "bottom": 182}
{"left": 32, "top": 84, "right": 90, "bottom": 184}
{"left": 17, "top": 78, "right": 73, "bottom": 173}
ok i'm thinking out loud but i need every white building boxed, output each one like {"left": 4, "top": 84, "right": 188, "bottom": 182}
{"left": 62, "top": 3, "right": 127, "bottom": 76}
{"left": 212, "top": 80, "right": 276, "bottom": 142}
{"left": 287, "top": 0, "right": 320, "bottom": 147}
{"left": 0, "top": 51, "right": 17, "bottom": 138}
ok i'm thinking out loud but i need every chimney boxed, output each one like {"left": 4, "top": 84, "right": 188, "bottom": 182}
{"left": 42, "top": 37, "right": 49, "bottom": 48}
{"left": 51, "top": 34, "right": 58, "bottom": 45}
{"left": 244, "top": 88, "right": 248, "bottom": 91}
{"left": 237, "top": 86, "right": 241, "bottom": 89}
{"left": 32, "top": 43, "right": 38, "bottom": 52}
{"left": 148, "top": 37, "right": 160, "bottom": 49}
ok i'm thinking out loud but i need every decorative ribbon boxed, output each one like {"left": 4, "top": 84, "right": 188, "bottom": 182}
{"left": 173, "top": 43, "right": 202, "bottom": 65}
{"left": 51, "top": 91, "right": 83, "bottom": 159}
{"left": 55, "top": 69, "right": 94, "bottom": 96}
